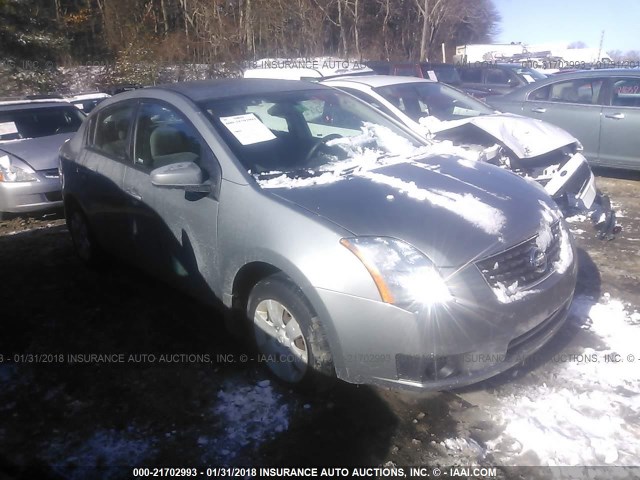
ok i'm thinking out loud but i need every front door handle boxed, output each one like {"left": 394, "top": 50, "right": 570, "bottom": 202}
{"left": 605, "top": 112, "right": 625, "bottom": 120}
{"left": 531, "top": 107, "right": 547, "bottom": 113}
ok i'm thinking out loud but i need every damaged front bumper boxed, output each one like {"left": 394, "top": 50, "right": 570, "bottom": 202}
{"left": 531, "top": 153, "right": 619, "bottom": 240}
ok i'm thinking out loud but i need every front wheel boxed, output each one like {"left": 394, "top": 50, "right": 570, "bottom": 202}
{"left": 247, "top": 274, "right": 335, "bottom": 389}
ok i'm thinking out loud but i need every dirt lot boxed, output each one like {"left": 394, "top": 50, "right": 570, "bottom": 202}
{"left": 1, "top": 170, "right": 639, "bottom": 479}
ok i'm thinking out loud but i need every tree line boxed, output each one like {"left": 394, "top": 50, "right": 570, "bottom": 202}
{"left": 2, "top": 0, "right": 500, "bottom": 66}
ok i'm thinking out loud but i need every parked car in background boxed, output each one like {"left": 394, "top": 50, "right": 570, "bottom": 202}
{"left": 457, "top": 63, "right": 547, "bottom": 96}
{"left": 322, "top": 75, "right": 618, "bottom": 238}
{"left": 0, "top": 99, "right": 85, "bottom": 219}
{"left": 488, "top": 69, "right": 640, "bottom": 171}
{"left": 67, "top": 92, "right": 111, "bottom": 114}
{"left": 365, "top": 61, "right": 462, "bottom": 84}
{"left": 60, "top": 78, "right": 577, "bottom": 391}
{"left": 364, "top": 61, "right": 492, "bottom": 99}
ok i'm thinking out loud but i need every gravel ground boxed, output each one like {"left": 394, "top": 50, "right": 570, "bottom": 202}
{"left": 0, "top": 171, "right": 639, "bottom": 479}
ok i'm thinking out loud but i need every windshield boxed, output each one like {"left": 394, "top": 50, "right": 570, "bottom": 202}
{"left": 0, "top": 106, "right": 85, "bottom": 141}
{"left": 201, "top": 89, "right": 425, "bottom": 176}
{"left": 374, "top": 82, "right": 494, "bottom": 122}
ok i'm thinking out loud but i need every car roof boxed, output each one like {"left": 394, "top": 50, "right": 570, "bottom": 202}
{"left": 0, "top": 99, "right": 73, "bottom": 111}
{"left": 155, "top": 78, "right": 330, "bottom": 103}
{"left": 322, "top": 75, "right": 435, "bottom": 88}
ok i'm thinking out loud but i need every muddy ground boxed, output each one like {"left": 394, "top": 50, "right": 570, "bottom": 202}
{"left": 0, "top": 169, "right": 639, "bottom": 479}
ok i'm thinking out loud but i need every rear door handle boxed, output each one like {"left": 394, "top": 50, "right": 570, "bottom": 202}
{"left": 531, "top": 107, "right": 546, "bottom": 113}
{"left": 605, "top": 112, "right": 625, "bottom": 120}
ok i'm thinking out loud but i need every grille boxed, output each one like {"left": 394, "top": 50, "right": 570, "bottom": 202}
{"left": 476, "top": 221, "right": 561, "bottom": 290}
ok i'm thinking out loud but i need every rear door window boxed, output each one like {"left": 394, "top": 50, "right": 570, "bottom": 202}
{"left": 91, "top": 103, "right": 136, "bottom": 160}
{"left": 611, "top": 78, "right": 640, "bottom": 107}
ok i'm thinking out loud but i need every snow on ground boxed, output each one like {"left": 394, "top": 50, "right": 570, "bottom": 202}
{"left": 45, "top": 428, "right": 157, "bottom": 480}
{"left": 565, "top": 214, "right": 589, "bottom": 224}
{"left": 483, "top": 295, "right": 640, "bottom": 466}
{"left": 200, "top": 378, "right": 292, "bottom": 464}
{"left": 38, "top": 376, "right": 293, "bottom": 473}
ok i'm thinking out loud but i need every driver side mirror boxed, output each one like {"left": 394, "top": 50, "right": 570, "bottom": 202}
{"left": 150, "top": 162, "right": 211, "bottom": 193}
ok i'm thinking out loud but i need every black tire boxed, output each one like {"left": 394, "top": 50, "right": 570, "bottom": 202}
{"left": 247, "top": 273, "right": 335, "bottom": 390}
{"left": 66, "top": 203, "right": 105, "bottom": 267}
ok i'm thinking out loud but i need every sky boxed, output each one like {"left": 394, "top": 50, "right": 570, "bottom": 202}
{"left": 492, "top": 0, "right": 640, "bottom": 53}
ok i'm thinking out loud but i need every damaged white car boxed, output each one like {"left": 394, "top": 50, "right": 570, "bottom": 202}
{"left": 322, "top": 75, "right": 619, "bottom": 239}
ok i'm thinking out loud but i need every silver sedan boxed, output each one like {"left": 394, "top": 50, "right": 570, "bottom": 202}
{"left": 0, "top": 100, "right": 84, "bottom": 219}
{"left": 60, "top": 79, "right": 577, "bottom": 391}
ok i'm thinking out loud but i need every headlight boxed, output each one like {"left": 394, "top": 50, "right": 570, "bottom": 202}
{"left": 340, "top": 237, "right": 452, "bottom": 310}
{"left": 0, "top": 155, "right": 38, "bottom": 182}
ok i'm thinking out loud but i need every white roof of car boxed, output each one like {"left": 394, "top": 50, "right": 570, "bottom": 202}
{"left": 321, "top": 75, "right": 435, "bottom": 88}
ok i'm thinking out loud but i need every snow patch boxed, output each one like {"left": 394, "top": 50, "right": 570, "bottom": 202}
{"left": 486, "top": 296, "right": 640, "bottom": 466}
{"left": 565, "top": 214, "right": 588, "bottom": 223}
{"left": 360, "top": 172, "right": 506, "bottom": 236}
{"left": 46, "top": 428, "right": 156, "bottom": 479}
{"left": 206, "top": 380, "right": 291, "bottom": 462}
{"left": 493, "top": 282, "right": 539, "bottom": 304}
{"left": 553, "top": 223, "right": 574, "bottom": 275}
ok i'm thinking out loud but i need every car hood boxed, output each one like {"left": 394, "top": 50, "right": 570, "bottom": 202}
{"left": 262, "top": 156, "right": 558, "bottom": 268}
{"left": 428, "top": 113, "right": 577, "bottom": 159}
{"left": 0, "top": 133, "right": 74, "bottom": 171}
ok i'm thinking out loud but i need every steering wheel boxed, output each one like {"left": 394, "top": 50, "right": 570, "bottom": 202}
{"left": 304, "top": 134, "right": 343, "bottom": 164}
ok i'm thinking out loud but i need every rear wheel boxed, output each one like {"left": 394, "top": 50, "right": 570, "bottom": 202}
{"left": 247, "top": 273, "right": 335, "bottom": 389}
{"left": 66, "top": 204, "right": 105, "bottom": 267}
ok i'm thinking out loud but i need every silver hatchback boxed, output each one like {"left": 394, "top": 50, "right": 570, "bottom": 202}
{"left": 60, "top": 79, "right": 577, "bottom": 391}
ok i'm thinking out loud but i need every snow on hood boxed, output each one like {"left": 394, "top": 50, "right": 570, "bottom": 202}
{"left": 425, "top": 113, "right": 579, "bottom": 159}
{"left": 0, "top": 132, "right": 73, "bottom": 171}
{"left": 358, "top": 171, "right": 506, "bottom": 236}
{"left": 253, "top": 123, "right": 564, "bottom": 266}
{"left": 259, "top": 160, "right": 558, "bottom": 267}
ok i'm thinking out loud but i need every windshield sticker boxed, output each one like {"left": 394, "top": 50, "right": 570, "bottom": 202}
{"left": 452, "top": 106, "right": 481, "bottom": 117}
{"left": 219, "top": 114, "right": 276, "bottom": 145}
{"left": 522, "top": 74, "right": 535, "bottom": 83}
{"left": 0, "top": 122, "right": 18, "bottom": 136}
{"left": 426, "top": 70, "right": 438, "bottom": 81}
